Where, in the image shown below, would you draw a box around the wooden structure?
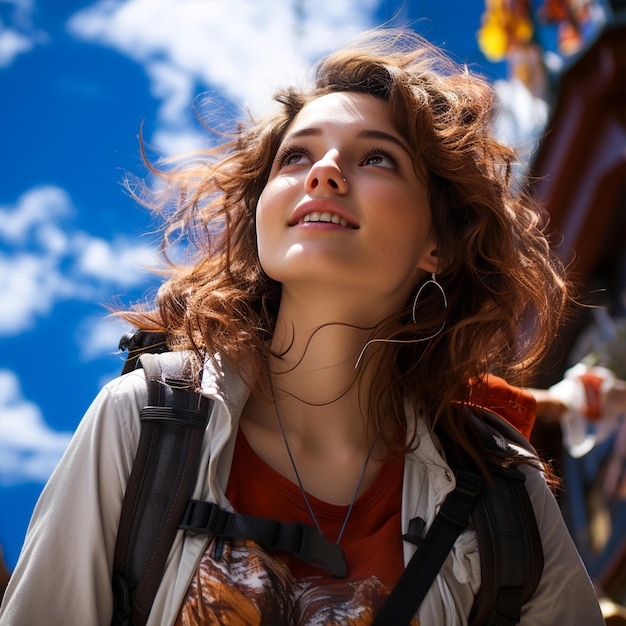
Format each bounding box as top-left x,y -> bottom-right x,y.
531,19 -> 626,387
529,16 -> 626,605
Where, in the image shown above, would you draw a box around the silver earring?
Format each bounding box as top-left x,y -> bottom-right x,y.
412,272 -> 448,323
355,273 -> 448,369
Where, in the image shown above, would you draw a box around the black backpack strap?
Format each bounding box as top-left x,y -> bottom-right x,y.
179,500 -> 348,578
468,412 -> 544,626
111,352 -> 214,626
469,465 -> 543,626
373,468 -> 482,625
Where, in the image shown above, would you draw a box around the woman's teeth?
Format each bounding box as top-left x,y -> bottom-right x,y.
301,211 -> 349,227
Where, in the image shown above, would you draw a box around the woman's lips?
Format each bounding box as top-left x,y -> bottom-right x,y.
289,201 -> 359,229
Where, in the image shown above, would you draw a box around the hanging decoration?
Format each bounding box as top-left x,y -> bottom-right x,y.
478,0 -> 605,63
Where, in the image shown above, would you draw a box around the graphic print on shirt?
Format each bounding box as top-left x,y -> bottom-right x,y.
175,536 -> 421,625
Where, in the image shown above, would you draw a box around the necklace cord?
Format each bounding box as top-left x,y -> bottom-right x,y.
269,375 -> 377,545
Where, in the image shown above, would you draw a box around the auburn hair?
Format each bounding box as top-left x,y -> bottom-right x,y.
118,29 -> 569,470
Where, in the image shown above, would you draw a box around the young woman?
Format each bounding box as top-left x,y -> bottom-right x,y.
0,30 -> 604,625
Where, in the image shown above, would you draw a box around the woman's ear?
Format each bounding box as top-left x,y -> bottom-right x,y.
418,248 -> 440,274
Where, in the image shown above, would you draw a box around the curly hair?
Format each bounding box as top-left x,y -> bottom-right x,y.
119,29 -> 569,468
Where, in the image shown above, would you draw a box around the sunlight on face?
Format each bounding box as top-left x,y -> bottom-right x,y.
256,92 -> 437,322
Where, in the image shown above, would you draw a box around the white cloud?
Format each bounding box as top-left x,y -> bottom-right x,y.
150,126 -> 210,158
0,369 -> 72,486
0,1 -> 48,68
0,185 -> 73,244
146,58 -> 195,124
0,252 -> 71,334
76,314 -> 135,361
0,186 -> 159,336
74,233 -> 158,286
0,24 -> 33,66
67,0 -> 381,154
34,221 -> 72,256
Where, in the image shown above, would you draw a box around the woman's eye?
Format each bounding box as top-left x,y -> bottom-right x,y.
276,145 -> 311,168
285,153 -> 307,166
361,148 -> 399,169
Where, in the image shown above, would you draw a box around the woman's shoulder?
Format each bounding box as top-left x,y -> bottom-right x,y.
73,369 -> 149,453
98,368 -> 149,416
104,367 -> 148,392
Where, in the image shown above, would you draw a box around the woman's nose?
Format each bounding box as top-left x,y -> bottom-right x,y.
305,149 -> 349,194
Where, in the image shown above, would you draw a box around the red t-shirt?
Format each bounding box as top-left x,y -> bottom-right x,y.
227,428 -> 406,586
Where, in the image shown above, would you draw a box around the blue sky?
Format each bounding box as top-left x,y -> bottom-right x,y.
0,0 -> 527,570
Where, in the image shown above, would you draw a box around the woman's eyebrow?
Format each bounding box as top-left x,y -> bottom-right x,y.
283,127 -> 410,155
356,129 -> 411,154
282,127 -> 321,142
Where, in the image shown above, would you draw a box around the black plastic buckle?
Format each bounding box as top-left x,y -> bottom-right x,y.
180,500 -> 230,536
402,516 -> 426,546
296,525 -> 348,578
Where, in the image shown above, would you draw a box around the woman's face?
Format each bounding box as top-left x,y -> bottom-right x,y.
256,91 -> 438,320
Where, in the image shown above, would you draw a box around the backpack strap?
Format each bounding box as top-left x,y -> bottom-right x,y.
179,500 -> 348,577
372,467 -> 482,625
111,351 -> 213,626
468,411 -> 544,626
373,409 -> 544,626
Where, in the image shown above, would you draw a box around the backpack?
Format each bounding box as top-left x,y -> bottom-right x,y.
111,330 -> 544,626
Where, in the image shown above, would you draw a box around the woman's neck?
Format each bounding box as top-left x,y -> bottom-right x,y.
238,296 -> 392,504
263,295 -> 387,445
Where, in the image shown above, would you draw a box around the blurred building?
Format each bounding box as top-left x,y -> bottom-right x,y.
526,2 -> 626,608
532,14 -> 626,387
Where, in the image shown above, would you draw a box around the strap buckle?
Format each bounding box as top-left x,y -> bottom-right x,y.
295,524 -> 348,578
180,500 -> 229,535
179,500 -> 348,578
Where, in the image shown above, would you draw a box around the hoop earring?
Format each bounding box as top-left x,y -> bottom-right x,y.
354,273 -> 448,370
412,272 -> 448,323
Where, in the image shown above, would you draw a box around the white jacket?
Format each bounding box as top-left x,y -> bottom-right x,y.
0,359 -> 604,625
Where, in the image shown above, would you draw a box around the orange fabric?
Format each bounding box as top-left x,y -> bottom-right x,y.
468,374 -> 537,439
226,428 -> 406,587
578,373 -> 604,421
